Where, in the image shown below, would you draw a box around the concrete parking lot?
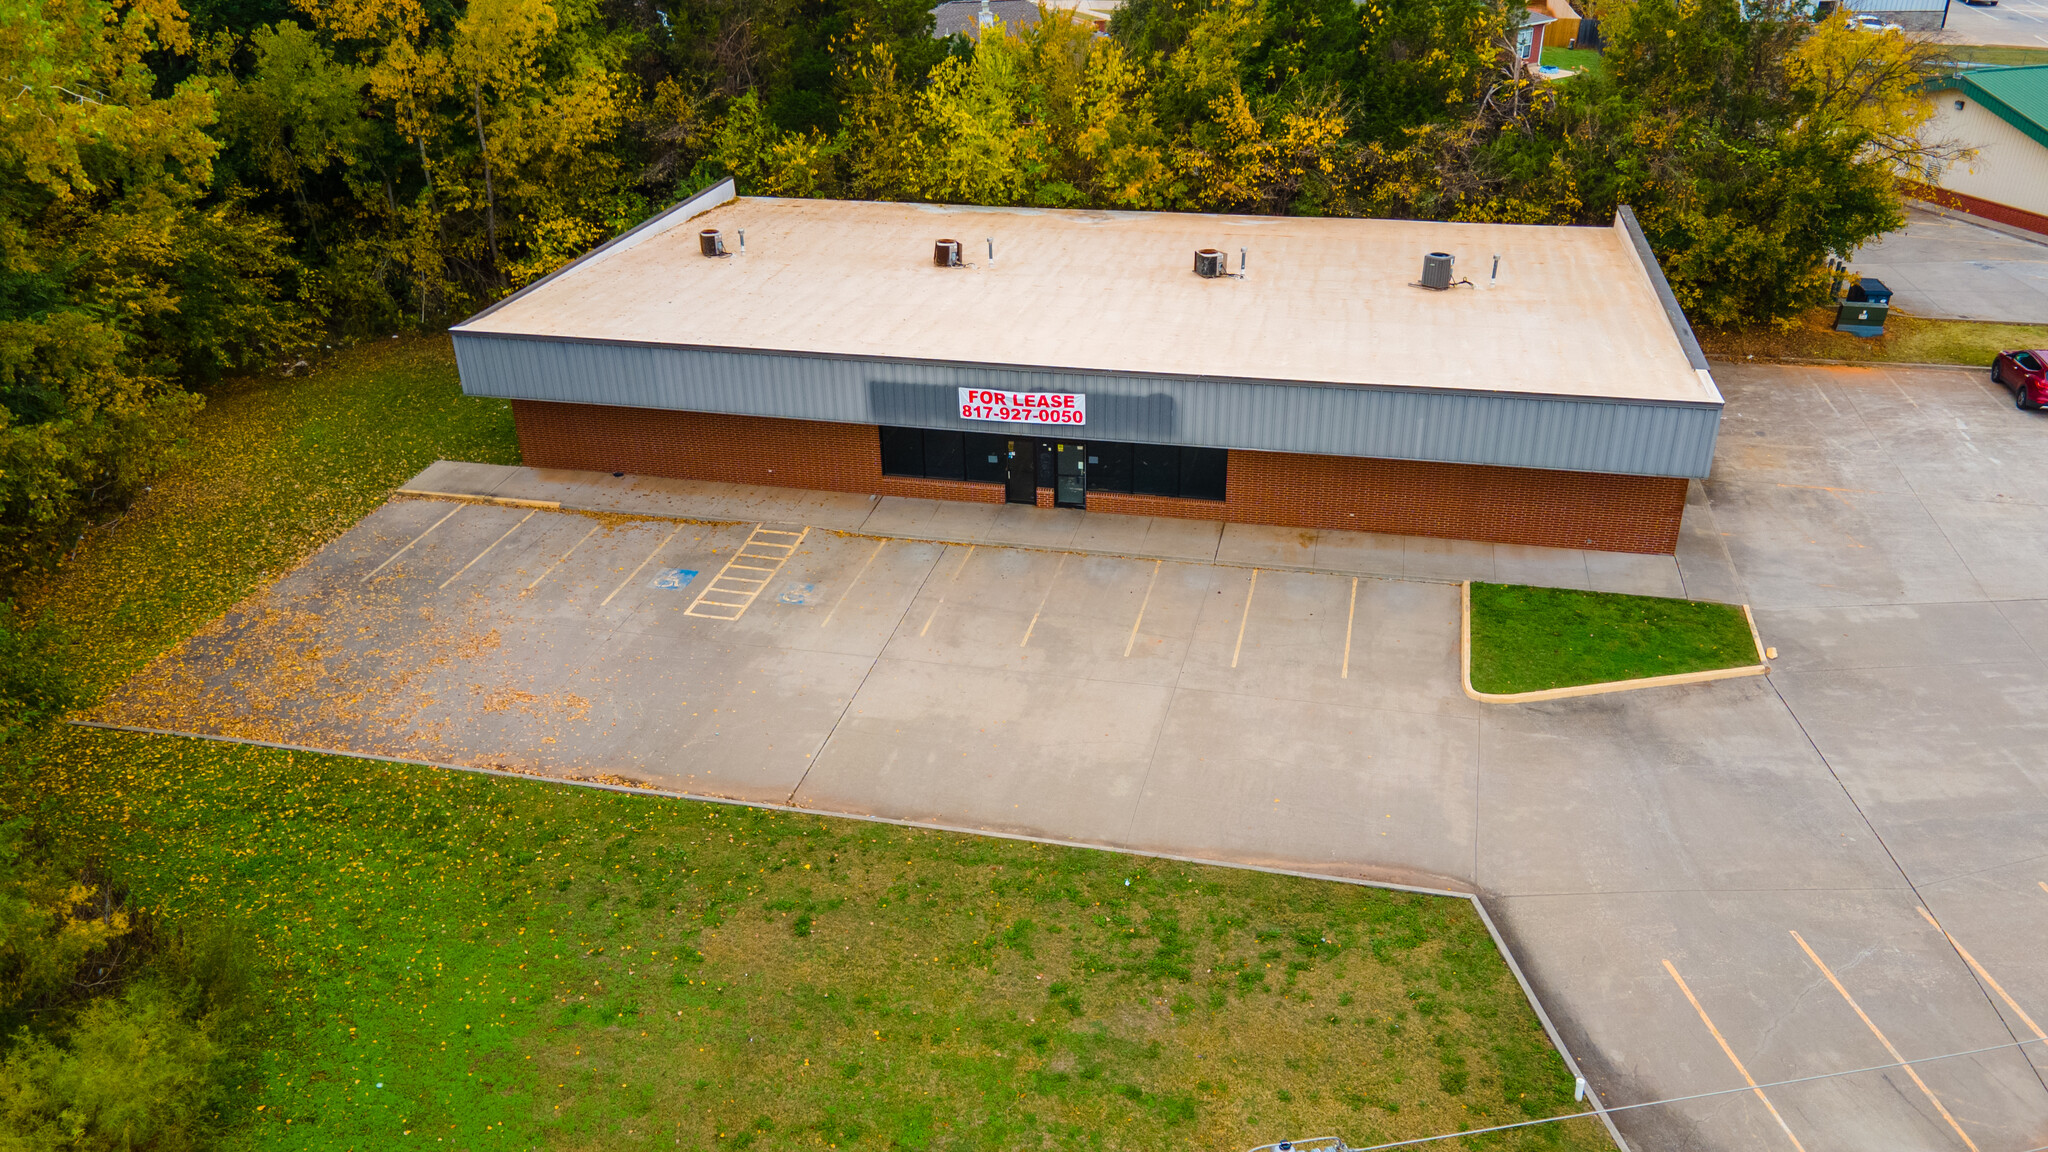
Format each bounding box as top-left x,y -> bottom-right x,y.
93,361 -> 2048,1151
1850,204 -> 2048,324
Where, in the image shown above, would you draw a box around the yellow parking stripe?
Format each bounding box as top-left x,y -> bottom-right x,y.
1790,931 -> 1979,1151
1917,907 -> 2046,1041
1663,959 -> 1808,1151
525,523 -> 601,591
363,504 -> 463,581
815,538 -> 881,628
1231,569 -> 1260,669
440,511 -> 535,589
602,525 -> 685,607
690,524 -> 810,621
1124,560 -> 1160,658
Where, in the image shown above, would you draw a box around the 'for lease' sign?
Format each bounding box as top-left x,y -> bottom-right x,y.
957,388 -> 1086,426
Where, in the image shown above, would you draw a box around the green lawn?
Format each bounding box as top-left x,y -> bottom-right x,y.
1539,47 -> 1604,77
1697,311 -> 2048,368
7,340 -> 1610,1151
1939,45 -> 2048,68
1468,582 -> 1760,695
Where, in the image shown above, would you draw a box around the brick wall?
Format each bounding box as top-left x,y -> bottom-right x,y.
511,400 -> 1689,554
512,400 -> 1006,505
1905,182 -> 2048,238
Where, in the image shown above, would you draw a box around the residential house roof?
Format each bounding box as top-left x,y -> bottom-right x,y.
932,0 -> 1042,39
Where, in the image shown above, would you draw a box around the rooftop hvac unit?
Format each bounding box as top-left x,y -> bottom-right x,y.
699,229 -> 728,258
1419,251 -> 1454,290
1194,249 -> 1227,278
935,239 -> 962,267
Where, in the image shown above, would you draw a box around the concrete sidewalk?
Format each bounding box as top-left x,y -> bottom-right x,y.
402,459 -> 1695,598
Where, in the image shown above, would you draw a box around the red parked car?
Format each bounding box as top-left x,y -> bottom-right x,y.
1994,349 -> 2048,410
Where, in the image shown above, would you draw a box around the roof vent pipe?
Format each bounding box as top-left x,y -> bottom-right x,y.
935,239 -> 962,267
1194,249 -> 1227,278
699,229 -> 729,258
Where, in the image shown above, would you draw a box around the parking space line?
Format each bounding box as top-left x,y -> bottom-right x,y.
526,523 -> 602,591
362,504 -> 463,581
690,524 -> 809,620
819,539 -> 884,628
1019,555 -> 1067,647
602,525 -> 685,607
1663,959 -> 1808,1151
1124,560 -> 1160,658
1917,907 -> 2046,1041
950,544 -> 976,581
1342,576 -> 1358,678
920,598 -> 943,636
1790,931 -> 1981,1151
1231,569 -> 1260,669
439,510 -> 535,589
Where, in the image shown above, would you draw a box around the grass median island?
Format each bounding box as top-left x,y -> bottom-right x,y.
1469,582 -> 1759,695
6,340 -> 1609,1150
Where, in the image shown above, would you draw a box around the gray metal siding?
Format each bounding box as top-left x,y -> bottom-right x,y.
453,333 -> 1721,478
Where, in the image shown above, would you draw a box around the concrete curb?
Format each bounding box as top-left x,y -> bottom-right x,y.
390,487 -> 1471,589
1708,357 -> 1993,371
65,716 -> 1630,1151
395,488 -> 562,510
1460,581 -> 1770,703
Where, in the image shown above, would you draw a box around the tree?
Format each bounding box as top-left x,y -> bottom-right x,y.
0,0 -> 301,582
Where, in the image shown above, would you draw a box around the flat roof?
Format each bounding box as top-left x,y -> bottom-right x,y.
456,195 -> 1719,406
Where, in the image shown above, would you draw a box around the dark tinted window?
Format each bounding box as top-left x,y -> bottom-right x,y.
964,433 -> 1007,482
1134,444 -> 1180,497
922,430 -> 966,480
1089,442 -> 1133,493
2020,353 -> 2043,372
1180,447 -> 1227,501
1037,440 -> 1057,488
880,427 -> 923,476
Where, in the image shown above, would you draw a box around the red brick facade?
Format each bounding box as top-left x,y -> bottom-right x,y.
1905,183 -> 2048,238
511,400 -> 1689,554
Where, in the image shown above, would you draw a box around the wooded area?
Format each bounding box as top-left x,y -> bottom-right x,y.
0,0 -> 1944,581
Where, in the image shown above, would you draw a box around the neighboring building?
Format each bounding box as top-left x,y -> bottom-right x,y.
1916,65 -> 2048,236
451,181 -> 1723,555
932,0 -> 1042,39
1536,0 -> 1582,49
1836,0 -> 1948,30
1515,6 -> 1554,67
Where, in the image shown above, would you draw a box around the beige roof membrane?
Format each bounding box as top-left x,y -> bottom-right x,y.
458,195 -> 1718,406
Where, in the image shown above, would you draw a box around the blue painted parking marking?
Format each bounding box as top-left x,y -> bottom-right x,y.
649,568 -> 699,590
779,582 -> 821,606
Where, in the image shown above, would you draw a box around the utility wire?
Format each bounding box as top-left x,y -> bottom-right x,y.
1337,1034 -> 2047,1151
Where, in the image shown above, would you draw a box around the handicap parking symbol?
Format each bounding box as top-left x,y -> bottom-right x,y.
649,568 -> 698,590
779,582 -> 821,605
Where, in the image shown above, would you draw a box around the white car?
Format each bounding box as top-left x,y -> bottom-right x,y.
1845,13 -> 1904,30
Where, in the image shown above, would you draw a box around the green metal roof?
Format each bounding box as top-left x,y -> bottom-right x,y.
1957,65 -> 2048,153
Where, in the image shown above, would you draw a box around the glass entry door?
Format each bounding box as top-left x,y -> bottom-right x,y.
1054,443 -> 1087,508
1004,439 -> 1036,504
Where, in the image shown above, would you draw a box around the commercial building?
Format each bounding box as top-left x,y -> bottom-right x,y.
1914,65 -> 2048,236
451,180 -> 1721,554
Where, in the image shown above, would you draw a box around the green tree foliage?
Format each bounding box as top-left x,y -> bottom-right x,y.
0,821 -> 254,1151
0,606 -> 79,747
0,0 -> 302,582
1367,0 -> 1949,323
0,0 -> 1952,588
